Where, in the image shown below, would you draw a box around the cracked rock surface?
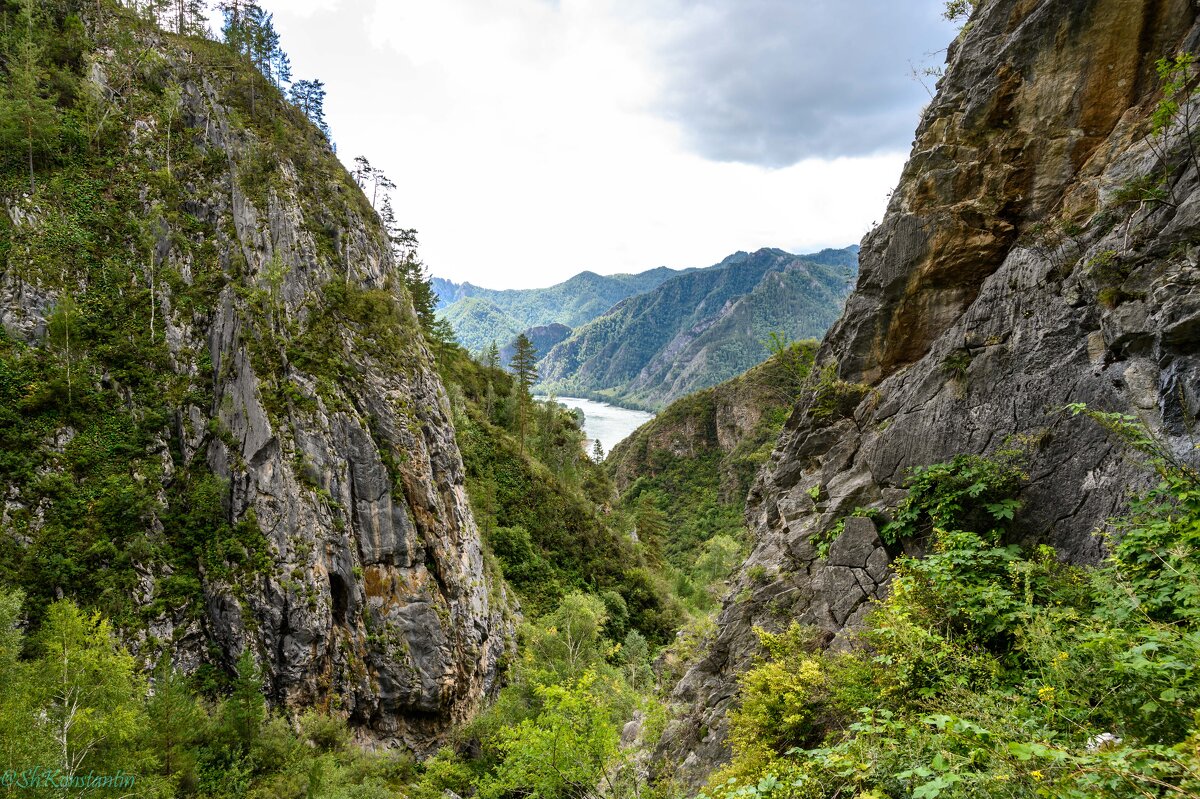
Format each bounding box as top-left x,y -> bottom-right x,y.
1,33 -> 512,751
656,0 -> 1200,785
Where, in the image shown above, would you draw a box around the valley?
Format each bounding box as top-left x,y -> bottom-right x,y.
539,396 -> 655,457
1,1 -> 1200,799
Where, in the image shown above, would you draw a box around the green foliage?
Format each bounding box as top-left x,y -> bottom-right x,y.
0,591 -> 418,799
479,671 -> 622,799
438,343 -> 682,641
509,332 -> 538,392
439,297 -> 523,357
940,348 -> 972,380
704,416 -> 1200,799
1152,53 -> 1197,136
1085,249 -> 1142,308
809,362 -> 870,422
456,591 -> 660,799
942,0 -> 978,22
610,345 -> 815,613
0,0 -> 64,192
881,452 -> 1026,544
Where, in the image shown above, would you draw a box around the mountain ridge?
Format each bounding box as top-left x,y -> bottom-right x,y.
537,246 -> 858,409
433,265 -> 687,353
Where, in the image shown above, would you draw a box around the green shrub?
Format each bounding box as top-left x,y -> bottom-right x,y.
882,452 -> 1026,544
705,417 -> 1200,799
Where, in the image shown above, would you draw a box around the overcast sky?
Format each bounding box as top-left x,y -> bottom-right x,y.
232,1 -> 956,288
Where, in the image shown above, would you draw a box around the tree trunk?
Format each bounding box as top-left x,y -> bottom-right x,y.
26,117 -> 34,194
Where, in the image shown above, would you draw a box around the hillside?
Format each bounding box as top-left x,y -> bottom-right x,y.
607,342 -> 817,598
434,266 -> 685,353
439,296 -> 524,355
537,247 -> 857,409
10,2 -> 1200,798
497,323 -> 571,368
0,1 -> 508,751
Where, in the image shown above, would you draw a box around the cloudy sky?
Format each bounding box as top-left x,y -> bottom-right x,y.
235,1 -> 956,288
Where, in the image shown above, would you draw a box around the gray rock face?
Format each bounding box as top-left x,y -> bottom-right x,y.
193,92 -> 511,748
657,0 -> 1200,785
1,35 -> 512,750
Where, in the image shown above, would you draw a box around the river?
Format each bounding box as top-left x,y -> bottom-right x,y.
542,396 -> 655,457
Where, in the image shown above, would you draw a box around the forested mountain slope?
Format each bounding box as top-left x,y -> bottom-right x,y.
0,0 -> 508,750
433,266 -> 685,354
657,0 -> 1200,788
537,247 -> 857,409
607,342 -> 818,607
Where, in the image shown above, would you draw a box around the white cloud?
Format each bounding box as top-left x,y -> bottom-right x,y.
255,0 -> 948,288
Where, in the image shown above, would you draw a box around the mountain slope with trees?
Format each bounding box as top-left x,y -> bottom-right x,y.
0,0 -> 506,756
656,1 -> 1200,794
433,266 -> 686,354
537,247 -> 857,409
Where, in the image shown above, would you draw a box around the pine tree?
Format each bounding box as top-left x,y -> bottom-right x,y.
484,341 -> 501,371
510,334 -> 538,454
219,0 -> 248,53
377,193 -> 445,343
288,79 -> 329,138
221,649 -> 266,754
351,154 -> 372,189
510,333 -> 538,394
592,439 -> 605,462
177,0 -> 208,35
145,656 -> 203,781
1,0 -> 59,193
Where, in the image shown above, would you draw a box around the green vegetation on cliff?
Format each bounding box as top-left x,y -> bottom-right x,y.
608,340 -> 818,609
436,341 -> 684,640
701,411 -> 1200,799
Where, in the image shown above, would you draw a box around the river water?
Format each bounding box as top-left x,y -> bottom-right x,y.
543,396 -> 655,457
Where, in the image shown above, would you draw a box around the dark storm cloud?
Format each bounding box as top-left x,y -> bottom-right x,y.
646,0 -> 957,167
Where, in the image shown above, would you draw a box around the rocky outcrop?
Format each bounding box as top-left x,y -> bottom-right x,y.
609,348 -> 811,504
0,25 -> 511,749
658,0 -> 1200,784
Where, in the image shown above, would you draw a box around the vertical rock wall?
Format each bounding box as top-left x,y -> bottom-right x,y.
1,28 -> 513,750
658,0 -> 1200,784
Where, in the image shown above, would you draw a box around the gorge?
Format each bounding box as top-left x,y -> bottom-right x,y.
2,0 -> 1200,798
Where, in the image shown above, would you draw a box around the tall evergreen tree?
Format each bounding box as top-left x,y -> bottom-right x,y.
221,649 -> 266,754
218,0 -> 248,53
510,334 -> 538,454
175,0 -> 208,35
510,333 -> 538,394
1,0 -> 59,193
378,192 -> 445,342
288,79 -> 329,137
221,1 -> 289,110
484,341 -> 501,371
351,154 -> 372,188
145,656 -> 204,782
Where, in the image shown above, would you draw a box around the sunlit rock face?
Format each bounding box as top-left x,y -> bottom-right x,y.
656,0 -> 1200,785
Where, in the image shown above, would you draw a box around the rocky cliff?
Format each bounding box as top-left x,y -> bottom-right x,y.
0,12 -> 509,749
658,0 -> 1200,783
